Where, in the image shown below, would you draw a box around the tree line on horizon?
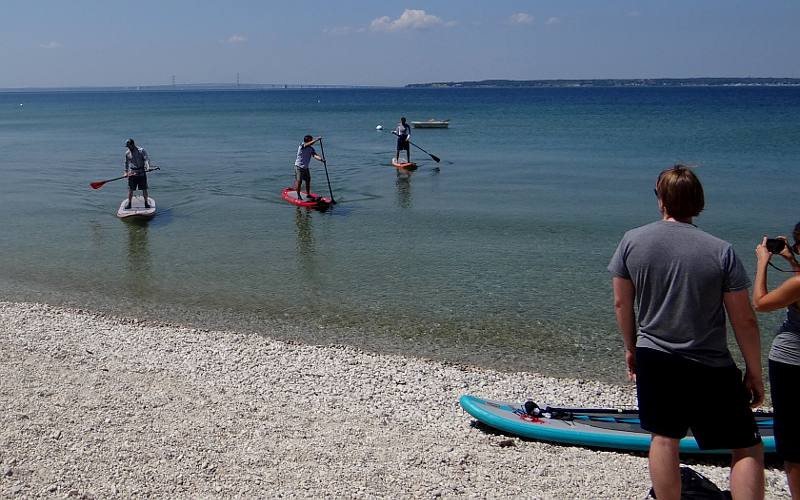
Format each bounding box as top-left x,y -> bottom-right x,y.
406,77 -> 800,88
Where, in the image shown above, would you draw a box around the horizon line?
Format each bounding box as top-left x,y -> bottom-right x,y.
2,76 -> 800,92
0,83 -> 393,92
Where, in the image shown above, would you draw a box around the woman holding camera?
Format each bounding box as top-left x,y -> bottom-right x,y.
754,230 -> 800,499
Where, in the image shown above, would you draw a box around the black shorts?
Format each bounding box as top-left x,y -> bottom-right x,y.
769,359 -> 800,462
396,136 -> 410,151
127,174 -> 148,191
635,347 -> 761,450
295,166 -> 310,183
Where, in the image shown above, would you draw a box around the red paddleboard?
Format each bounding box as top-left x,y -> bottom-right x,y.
391,158 -> 417,171
281,188 -> 332,209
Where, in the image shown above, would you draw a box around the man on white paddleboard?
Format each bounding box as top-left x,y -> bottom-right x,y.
124,138 -> 151,209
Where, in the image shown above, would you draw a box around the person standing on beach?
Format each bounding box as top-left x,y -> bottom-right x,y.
124,138 -> 150,209
609,165 -> 765,500
394,117 -> 411,163
753,227 -> 800,499
294,135 -> 324,201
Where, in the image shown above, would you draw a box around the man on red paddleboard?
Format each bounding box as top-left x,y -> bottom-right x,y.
294,135 -> 325,201
394,117 -> 411,164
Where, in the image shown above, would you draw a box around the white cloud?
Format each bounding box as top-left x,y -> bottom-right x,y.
545,17 -> 560,25
39,41 -> 61,49
226,34 -> 246,44
369,9 -> 450,32
509,13 -> 534,25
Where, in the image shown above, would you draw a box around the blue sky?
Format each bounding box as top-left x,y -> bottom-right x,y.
1,0 -> 798,88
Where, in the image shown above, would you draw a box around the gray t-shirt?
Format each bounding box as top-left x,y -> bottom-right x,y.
769,304 -> 800,366
124,147 -> 149,174
608,220 -> 751,367
295,144 -> 316,169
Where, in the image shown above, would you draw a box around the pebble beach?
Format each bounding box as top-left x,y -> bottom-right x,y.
0,301 -> 792,498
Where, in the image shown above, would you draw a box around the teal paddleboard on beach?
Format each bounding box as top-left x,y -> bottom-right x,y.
460,395 -> 776,454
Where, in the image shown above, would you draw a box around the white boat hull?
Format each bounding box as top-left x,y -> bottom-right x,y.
412,120 -> 449,128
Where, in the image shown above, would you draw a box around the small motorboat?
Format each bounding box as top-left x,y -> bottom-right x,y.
411,119 -> 449,129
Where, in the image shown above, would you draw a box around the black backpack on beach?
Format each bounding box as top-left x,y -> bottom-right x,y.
647,466 -> 732,499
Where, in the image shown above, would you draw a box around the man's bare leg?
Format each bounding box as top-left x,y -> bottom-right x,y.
649,434 -> 681,500
730,444 -> 764,500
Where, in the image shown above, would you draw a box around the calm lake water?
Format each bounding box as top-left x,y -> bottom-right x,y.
1,86 -> 799,383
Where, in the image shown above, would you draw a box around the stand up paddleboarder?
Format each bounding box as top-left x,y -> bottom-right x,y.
395,117 -> 411,164
124,138 -> 151,209
294,135 -> 324,201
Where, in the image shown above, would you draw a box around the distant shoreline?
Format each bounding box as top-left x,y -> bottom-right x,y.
2,77 -> 800,93
406,77 -> 800,88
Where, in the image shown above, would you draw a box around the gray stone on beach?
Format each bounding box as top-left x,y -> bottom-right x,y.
0,301 -> 791,498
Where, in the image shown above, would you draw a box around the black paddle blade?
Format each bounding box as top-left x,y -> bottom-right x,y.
430,154 -> 441,163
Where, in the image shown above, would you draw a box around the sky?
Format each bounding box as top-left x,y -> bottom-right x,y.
1,0 -> 799,88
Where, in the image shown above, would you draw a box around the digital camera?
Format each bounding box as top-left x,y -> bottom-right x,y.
766,238 -> 787,254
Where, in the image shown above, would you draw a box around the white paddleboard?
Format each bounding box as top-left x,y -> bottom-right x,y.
117,196 -> 156,219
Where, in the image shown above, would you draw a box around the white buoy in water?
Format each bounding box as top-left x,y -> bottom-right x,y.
19,103 -> 23,107
376,125 -> 383,130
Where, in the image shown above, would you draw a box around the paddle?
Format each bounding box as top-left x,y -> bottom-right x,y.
317,139 -> 336,204
392,131 -> 440,163
524,401 -> 773,423
525,401 -> 630,418
90,166 -> 160,190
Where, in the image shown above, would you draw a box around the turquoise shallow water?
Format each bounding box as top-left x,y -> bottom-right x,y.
1,87 -> 799,382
